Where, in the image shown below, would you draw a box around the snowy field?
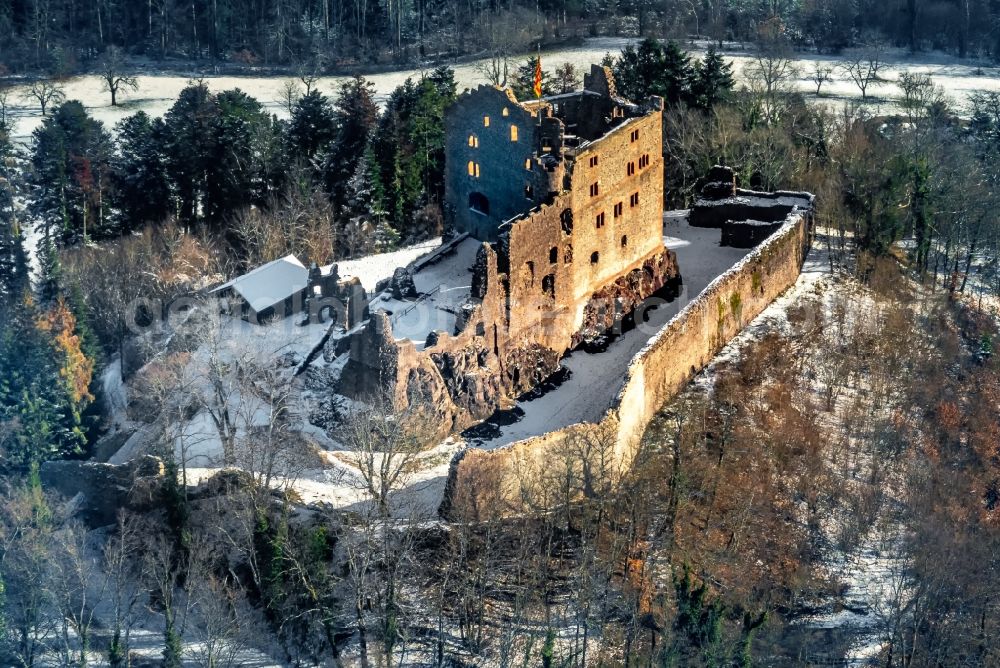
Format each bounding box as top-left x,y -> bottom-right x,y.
5,38 -> 1000,144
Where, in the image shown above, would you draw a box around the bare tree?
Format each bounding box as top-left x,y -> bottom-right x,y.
298,71 -> 320,96
22,79 -> 65,115
142,532 -> 194,668
103,513 -> 147,668
186,553 -> 264,668
99,46 -> 140,106
897,71 -> 943,120
474,16 -> 518,87
743,31 -> 799,124
840,37 -> 891,101
233,186 -> 338,267
278,79 -> 302,114
476,49 -> 510,87
49,521 -> 108,667
340,394 -> 427,519
810,63 -> 833,96
339,394 -> 430,664
0,477 -> 59,667
0,84 -> 11,125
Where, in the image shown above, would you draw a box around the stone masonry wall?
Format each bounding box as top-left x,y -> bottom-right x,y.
444,86 -> 544,242
440,213 -> 811,518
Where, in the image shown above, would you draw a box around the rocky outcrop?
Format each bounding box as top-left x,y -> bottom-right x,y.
390,267 -> 418,300
40,455 -> 165,527
502,344 -> 562,397
430,342 -> 503,419
575,250 -> 682,346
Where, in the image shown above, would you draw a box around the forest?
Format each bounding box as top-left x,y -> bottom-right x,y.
1,11 -> 1000,667
2,0 -> 1000,74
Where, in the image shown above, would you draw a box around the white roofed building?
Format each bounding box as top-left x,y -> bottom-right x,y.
210,254 -> 310,323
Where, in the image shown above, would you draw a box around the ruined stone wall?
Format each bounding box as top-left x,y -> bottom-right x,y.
441,213 -> 811,517
503,108 -> 667,351
444,87 -> 542,241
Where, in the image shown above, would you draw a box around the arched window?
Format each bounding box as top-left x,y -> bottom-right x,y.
590,251 -> 599,265
502,107 -> 510,117
549,246 -> 558,264
510,125 -> 518,142
467,161 -> 480,177
468,134 -> 479,148
469,192 -> 489,214
524,158 -> 532,170
621,235 -> 628,248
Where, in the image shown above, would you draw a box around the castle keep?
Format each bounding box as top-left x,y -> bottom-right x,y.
337,65 -> 682,436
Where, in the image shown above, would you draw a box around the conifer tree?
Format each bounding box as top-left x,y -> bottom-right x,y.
0,302 -> 90,467
661,40 -> 695,105
206,88 -> 285,222
613,38 -> 693,105
162,82 -> 219,226
692,48 -> 735,110
324,76 -> 379,208
29,101 -> 114,244
287,89 -> 337,165
36,234 -> 61,305
429,66 -> 458,103
112,111 -> 171,233
512,57 -> 553,99
0,121 -> 28,307
343,144 -> 394,255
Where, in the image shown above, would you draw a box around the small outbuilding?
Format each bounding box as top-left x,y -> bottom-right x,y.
211,255 -> 310,323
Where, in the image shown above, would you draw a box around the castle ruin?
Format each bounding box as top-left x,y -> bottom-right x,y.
337,66 -> 682,436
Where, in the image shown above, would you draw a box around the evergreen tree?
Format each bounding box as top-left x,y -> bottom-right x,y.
29,101 -> 114,244
162,82 -> 219,225
0,299 -> 90,468
429,66 -> 458,103
342,143 -> 393,255
0,121 -> 29,307
323,76 -> 379,208
287,89 -> 337,166
511,57 -> 553,99
0,219 -> 30,310
36,234 -> 62,305
206,88 -> 285,222
372,76 -> 451,239
691,48 -> 735,110
613,38 -> 693,105
112,111 -> 171,232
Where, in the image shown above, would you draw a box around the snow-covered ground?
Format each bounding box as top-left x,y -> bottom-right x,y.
674,234 -> 920,666
370,235 -> 479,349
108,235 -> 460,521
5,38 -> 1000,144
324,236 -> 441,292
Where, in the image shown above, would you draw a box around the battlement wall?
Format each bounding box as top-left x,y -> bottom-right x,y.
440,211 -> 812,519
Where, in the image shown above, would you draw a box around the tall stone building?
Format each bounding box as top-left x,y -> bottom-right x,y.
338,66 -> 681,438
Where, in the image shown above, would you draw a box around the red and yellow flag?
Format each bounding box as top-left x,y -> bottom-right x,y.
533,56 -> 543,99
